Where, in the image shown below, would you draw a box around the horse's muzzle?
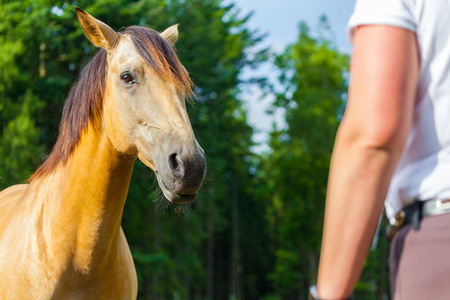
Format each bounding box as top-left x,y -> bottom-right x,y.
156,148 -> 206,203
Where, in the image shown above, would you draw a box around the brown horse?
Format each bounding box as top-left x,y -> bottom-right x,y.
0,8 -> 206,299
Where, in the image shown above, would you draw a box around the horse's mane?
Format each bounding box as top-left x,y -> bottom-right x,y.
30,26 -> 193,181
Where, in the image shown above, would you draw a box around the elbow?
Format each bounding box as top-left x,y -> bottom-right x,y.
361,130 -> 405,154
337,120 -> 408,158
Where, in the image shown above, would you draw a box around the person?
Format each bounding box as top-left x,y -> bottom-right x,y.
312,0 -> 450,299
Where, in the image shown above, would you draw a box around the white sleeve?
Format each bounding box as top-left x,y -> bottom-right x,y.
347,0 -> 417,42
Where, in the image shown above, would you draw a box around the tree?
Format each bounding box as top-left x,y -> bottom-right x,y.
260,18 -> 349,298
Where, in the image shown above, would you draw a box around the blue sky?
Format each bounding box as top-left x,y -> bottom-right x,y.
234,0 -> 356,53
229,0 -> 357,151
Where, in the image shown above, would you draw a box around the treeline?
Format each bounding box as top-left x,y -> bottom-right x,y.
0,1 -> 389,299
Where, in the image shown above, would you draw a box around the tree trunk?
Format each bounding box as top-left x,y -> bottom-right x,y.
152,216 -> 161,299
230,176 -> 240,299
207,198 -> 215,300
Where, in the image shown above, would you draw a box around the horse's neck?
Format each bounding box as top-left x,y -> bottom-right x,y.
33,122 -> 135,274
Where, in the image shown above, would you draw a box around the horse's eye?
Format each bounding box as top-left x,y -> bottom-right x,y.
121,73 -> 134,83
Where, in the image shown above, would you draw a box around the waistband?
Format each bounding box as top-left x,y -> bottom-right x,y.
394,198 -> 450,230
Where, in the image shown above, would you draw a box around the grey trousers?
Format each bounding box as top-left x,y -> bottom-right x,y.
390,213 -> 450,300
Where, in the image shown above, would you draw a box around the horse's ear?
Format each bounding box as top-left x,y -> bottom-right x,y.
160,24 -> 179,45
75,7 -> 119,50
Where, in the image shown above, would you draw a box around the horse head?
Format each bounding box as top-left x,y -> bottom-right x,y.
76,8 -> 206,203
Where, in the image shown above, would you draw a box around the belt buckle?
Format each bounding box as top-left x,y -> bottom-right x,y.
390,210 -> 406,242
394,210 -> 406,229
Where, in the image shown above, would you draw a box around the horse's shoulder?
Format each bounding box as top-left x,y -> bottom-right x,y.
0,184 -> 28,205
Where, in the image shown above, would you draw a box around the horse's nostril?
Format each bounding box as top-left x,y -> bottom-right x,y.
168,153 -> 178,169
168,153 -> 183,178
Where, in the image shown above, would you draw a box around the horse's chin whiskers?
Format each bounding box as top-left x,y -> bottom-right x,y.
153,190 -> 192,217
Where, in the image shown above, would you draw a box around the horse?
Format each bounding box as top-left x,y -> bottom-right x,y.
0,8 -> 206,299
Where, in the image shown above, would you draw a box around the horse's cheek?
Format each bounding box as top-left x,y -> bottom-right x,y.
103,97 -> 136,155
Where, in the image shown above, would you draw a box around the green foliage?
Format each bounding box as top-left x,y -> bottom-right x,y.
260,18 -> 349,298
0,89 -> 44,185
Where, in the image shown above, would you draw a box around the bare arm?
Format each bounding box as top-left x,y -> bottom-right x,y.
317,25 -> 419,298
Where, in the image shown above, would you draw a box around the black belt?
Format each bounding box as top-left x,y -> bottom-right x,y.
393,198 -> 450,231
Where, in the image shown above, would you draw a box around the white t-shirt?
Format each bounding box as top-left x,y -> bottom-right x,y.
348,0 -> 450,224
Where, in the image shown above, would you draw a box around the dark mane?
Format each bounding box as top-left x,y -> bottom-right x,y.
30,26 -> 193,181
